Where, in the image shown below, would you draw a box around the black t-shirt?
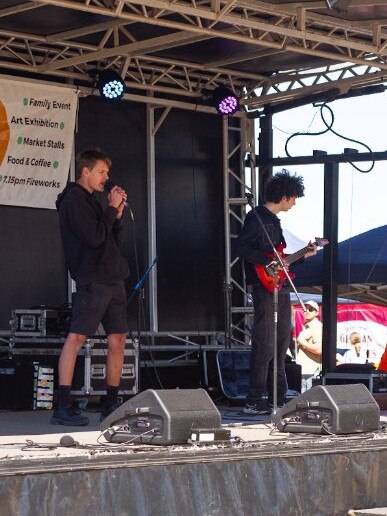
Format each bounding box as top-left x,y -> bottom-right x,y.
234,205 -> 286,288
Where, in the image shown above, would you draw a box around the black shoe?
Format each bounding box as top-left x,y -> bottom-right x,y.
243,403 -> 271,415
99,401 -> 122,423
51,406 -> 89,426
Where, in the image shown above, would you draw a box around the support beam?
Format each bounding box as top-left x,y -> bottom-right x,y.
322,162 -> 339,375
38,31 -> 213,71
0,2 -> 43,18
147,101 -> 158,332
258,110 -> 273,205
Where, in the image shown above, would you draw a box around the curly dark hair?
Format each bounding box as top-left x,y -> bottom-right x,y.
75,149 -> 112,180
265,169 -> 305,203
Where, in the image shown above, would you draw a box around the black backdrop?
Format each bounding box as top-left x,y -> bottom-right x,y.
0,205 -> 68,328
155,108 -> 224,331
0,95 -> 225,332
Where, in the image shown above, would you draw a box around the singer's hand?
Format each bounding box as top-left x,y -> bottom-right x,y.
108,185 -> 127,210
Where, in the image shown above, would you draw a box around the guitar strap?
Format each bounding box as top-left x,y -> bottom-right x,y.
250,205 -> 287,266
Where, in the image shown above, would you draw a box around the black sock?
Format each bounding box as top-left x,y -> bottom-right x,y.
57,385 -> 72,409
105,386 -> 119,407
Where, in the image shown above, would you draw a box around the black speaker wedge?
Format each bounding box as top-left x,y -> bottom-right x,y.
100,388 -> 221,444
272,383 -> 380,435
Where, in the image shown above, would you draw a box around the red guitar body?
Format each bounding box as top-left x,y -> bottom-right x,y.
254,244 -> 295,293
253,237 -> 329,293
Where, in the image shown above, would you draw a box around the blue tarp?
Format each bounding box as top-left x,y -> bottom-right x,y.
294,225 -> 387,287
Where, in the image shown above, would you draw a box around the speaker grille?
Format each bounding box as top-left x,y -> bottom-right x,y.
324,384 -> 374,406
101,388 -> 221,444
273,383 -> 380,434
154,389 -> 218,412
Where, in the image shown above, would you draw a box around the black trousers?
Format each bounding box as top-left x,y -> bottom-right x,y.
247,289 -> 291,405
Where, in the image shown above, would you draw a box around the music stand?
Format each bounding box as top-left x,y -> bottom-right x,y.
127,257 -> 158,339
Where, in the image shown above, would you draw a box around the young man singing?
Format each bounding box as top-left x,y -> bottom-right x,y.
53,149 -> 129,426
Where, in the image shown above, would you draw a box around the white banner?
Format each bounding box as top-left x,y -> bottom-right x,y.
0,78 -> 78,209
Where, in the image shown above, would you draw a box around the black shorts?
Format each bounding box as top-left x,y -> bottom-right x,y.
70,282 -> 127,336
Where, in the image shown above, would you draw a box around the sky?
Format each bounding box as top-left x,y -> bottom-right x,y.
264,91 -> 387,244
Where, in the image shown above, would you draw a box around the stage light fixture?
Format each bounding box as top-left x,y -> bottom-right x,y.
212,86 -> 240,116
97,69 -> 125,101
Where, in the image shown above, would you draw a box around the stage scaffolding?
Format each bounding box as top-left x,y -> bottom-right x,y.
142,103 -> 257,353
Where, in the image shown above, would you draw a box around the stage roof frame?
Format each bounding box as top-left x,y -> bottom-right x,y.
0,0 -> 386,111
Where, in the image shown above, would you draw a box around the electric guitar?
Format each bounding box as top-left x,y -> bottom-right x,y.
254,237 -> 329,293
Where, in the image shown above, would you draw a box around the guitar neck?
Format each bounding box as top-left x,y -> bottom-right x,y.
285,244 -> 312,265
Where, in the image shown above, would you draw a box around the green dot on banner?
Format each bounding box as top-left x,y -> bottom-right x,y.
17,136 -> 23,144
0,175 -> 3,182
60,122 -> 65,130
53,161 -> 59,169
23,98 -> 29,106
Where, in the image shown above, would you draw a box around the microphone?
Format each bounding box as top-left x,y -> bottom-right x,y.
59,435 -> 79,447
104,180 -> 128,207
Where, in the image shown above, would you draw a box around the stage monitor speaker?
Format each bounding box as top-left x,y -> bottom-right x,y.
100,388 -> 221,444
272,383 -> 380,435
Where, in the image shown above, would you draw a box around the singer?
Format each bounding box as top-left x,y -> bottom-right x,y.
53,149 -> 129,426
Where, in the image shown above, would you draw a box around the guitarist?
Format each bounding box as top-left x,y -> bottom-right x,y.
235,169 -> 317,415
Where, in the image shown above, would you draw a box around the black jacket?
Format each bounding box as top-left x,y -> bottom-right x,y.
56,183 -> 129,286
234,205 -> 287,288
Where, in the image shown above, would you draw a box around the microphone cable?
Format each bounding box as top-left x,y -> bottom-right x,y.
126,201 -> 163,390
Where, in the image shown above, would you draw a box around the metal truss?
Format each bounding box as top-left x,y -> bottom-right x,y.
1,0 -> 387,104
223,115 -> 256,347
243,63 -> 387,111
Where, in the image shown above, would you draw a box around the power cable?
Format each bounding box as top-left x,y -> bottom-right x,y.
317,103 -> 374,173
285,102 -> 375,173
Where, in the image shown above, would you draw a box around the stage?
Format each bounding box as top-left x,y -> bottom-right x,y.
1,406 -> 387,516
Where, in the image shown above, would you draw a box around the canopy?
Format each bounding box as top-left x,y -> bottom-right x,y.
293,226 -> 387,305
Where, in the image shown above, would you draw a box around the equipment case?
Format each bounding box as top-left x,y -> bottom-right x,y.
8,337 -> 139,398
216,349 -> 302,399
10,308 -> 71,337
72,339 -> 139,396
323,371 -> 387,394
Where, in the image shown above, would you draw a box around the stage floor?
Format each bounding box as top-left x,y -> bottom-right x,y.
1,405 -> 387,515
1,405 -> 387,462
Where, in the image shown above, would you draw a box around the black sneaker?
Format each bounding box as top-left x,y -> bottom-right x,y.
51,406 -> 89,426
99,401 -> 122,423
243,403 -> 271,415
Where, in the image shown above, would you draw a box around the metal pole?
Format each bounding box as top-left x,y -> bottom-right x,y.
322,162 -> 339,374
258,110 -> 273,204
146,102 -> 158,332
223,117 -> 233,348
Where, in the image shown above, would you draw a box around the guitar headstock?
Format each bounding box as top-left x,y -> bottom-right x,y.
314,237 -> 329,247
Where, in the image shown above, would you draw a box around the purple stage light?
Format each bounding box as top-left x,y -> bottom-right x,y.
212,86 -> 240,116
